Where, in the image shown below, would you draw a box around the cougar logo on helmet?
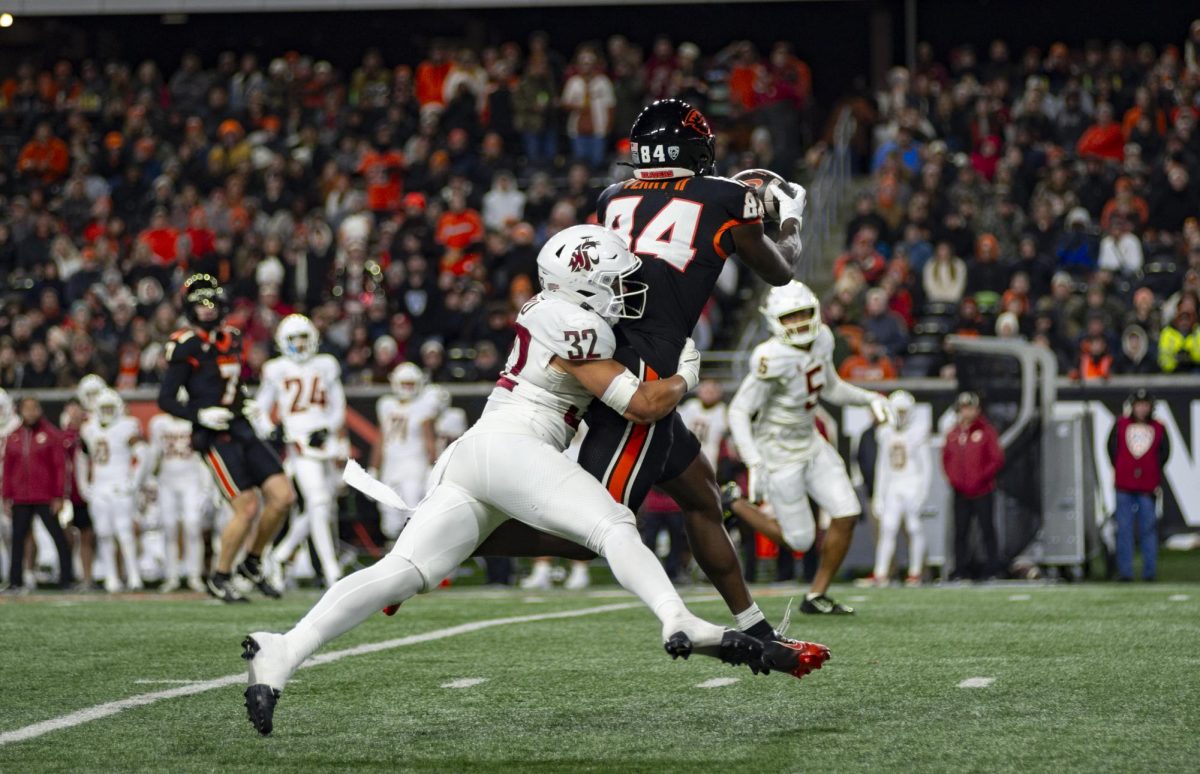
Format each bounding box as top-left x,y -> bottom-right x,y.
567,239 -> 599,273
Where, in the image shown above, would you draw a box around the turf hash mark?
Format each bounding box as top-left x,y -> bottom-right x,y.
957,677 -> 995,688
696,677 -> 740,688
441,678 -> 489,689
0,601 -> 640,747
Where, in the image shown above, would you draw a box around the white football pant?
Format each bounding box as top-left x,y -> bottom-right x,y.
158,477 -> 207,581
280,431 -> 716,668
379,462 -> 430,538
873,488 -> 926,579
90,490 -> 142,587
273,456 -> 341,586
764,437 -> 861,551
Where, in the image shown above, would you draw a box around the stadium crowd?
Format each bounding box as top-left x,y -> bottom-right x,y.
826,21 -> 1200,381
0,35 -> 813,390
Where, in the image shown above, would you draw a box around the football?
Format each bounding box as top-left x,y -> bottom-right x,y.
731,168 -> 794,223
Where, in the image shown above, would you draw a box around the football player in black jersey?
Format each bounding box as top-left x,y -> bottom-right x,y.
158,274 -> 296,602
478,100 -> 829,679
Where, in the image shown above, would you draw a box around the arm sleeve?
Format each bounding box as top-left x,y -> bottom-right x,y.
872,429 -> 889,502
822,361 -> 880,407
254,365 -> 280,434
158,340 -> 197,422
325,359 -> 347,433
727,373 -> 774,467
1107,425 -> 1118,465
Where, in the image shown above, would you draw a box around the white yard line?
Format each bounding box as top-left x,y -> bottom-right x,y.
0,601 -> 640,747
957,677 -> 995,688
1168,594 -> 1190,602
441,678 -> 488,689
1008,594 -> 1031,601
132,680 -> 206,685
695,677 -> 739,688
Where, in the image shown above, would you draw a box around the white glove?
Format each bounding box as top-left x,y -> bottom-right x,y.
773,181 -> 807,229
747,462 -> 770,504
871,499 -> 884,518
241,398 -> 262,423
870,396 -> 897,427
676,338 -> 701,391
197,406 -> 234,431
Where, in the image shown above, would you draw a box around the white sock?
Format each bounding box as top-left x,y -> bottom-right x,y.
734,603 -> 765,632
598,523 -> 705,638
284,553 -> 424,666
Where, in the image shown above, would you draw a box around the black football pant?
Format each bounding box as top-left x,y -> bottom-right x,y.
9,503 -> 74,589
952,493 -> 999,579
638,509 -> 686,581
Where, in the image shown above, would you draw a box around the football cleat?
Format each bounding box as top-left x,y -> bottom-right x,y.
187,575 -> 207,593
159,577 -> 181,594
237,561 -> 282,599
207,574 -> 249,603
382,603 -> 402,616
905,574 -> 923,587
762,636 -> 831,679
719,481 -> 743,526
800,594 -> 855,615
665,628 -> 764,671
564,563 -> 590,590
244,683 -> 280,737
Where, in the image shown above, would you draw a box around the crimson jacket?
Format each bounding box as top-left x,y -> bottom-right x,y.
1107,416 -> 1169,494
2,418 -> 66,504
942,415 -> 1005,498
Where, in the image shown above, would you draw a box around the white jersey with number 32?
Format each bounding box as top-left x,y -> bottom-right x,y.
479,294 -> 616,451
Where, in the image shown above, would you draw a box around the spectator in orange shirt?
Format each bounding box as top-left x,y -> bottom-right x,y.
1077,334 -> 1114,382
416,42 -> 452,107
435,190 -> 484,276
1121,86 -> 1167,138
359,124 -> 406,215
834,226 -> 887,284
1076,103 -> 1125,162
838,335 -> 898,381
137,208 -> 180,265
17,121 -> 71,187
726,41 -> 761,114
1099,177 -> 1150,231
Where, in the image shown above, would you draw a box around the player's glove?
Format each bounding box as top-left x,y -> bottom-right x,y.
197,406 -> 234,431
242,398 -> 263,423
773,181 -> 807,230
747,462 -> 770,504
871,499 -> 884,518
870,396 -> 897,426
676,337 -> 702,391
308,429 -> 329,449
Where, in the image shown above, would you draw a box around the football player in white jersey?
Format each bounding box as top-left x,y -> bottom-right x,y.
146,413 -> 209,592
80,389 -> 148,592
869,390 -> 931,586
76,374 -> 108,413
242,226 -> 825,736
370,362 -> 439,539
679,379 -> 728,470
727,281 -> 895,615
0,388 -> 18,581
256,314 -> 348,588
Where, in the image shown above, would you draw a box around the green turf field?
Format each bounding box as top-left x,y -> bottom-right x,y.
1,582 -> 1197,773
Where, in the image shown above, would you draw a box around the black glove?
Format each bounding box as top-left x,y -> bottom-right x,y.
308,429 -> 329,449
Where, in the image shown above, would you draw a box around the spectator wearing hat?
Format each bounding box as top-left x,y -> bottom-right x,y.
1107,390 -> 1168,582
1055,207 -> 1098,274
942,392 -> 1005,580
1097,215 -> 1144,276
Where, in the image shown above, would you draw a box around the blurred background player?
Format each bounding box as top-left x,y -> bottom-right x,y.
2,397 -> 72,593
868,390 -> 931,587
146,412 -> 209,592
158,274 -> 296,602
258,314 -> 347,589
726,281 -> 895,614
679,380 -> 728,471
80,389 -> 146,592
60,399 -> 95,590
371,362 -> 439,540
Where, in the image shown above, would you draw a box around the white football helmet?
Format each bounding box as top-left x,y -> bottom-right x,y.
276,314 -> 319,361
389,362 -> 426,402
95,388 -> 124,427
889,389 -> 916,427
761,280 -> 819,347
537,225 -> 647,322
77,373 -> 108,412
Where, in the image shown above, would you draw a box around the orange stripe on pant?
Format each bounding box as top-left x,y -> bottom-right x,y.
207,450 -> 240,500
604,364 -> 658,503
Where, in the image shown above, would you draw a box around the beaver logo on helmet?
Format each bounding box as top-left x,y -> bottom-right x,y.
682,109 -> 711,137
567,239 -> 600,273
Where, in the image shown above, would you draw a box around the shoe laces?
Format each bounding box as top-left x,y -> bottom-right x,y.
776,597 -> 795,638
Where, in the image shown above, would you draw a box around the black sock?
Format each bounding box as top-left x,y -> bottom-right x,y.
214,570 -> 231,583
746,620 -> 775,640
244,554 -> 261,573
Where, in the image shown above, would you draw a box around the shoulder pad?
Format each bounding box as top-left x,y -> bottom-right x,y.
749,339 -> 794,380
316,353 -> 342,377
812,325 -> 835,359
707,175 -> 754,191
170,328 -> 195,343
525,299 -> 616,362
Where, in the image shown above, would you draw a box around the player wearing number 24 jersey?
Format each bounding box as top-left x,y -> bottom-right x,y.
158,274 -> 295,604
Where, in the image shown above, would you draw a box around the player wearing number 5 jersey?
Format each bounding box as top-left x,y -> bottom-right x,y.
158,274 -> 296,603
256,315 -> 348,588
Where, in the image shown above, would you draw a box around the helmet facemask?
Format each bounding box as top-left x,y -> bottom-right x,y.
591,259 -> 647,322
768,305 -> 819,347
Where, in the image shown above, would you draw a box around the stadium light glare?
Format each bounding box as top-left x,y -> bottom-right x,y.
0,13 -> 13,28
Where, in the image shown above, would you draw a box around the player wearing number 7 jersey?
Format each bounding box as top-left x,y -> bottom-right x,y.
158,274 -> 296,603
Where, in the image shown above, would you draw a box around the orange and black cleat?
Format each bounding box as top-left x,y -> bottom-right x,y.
762,636 -> 831,679
381,603 -> 401,616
